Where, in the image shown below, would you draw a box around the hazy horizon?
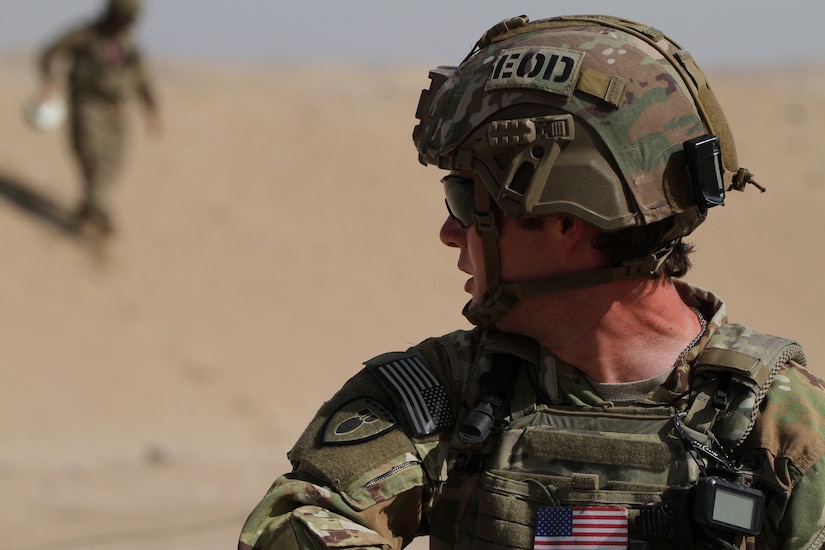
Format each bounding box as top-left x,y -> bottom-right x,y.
3,0 -> 825,70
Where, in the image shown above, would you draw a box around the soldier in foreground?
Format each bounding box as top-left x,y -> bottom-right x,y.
239,14 -> 825,549
37,0 -> 160,235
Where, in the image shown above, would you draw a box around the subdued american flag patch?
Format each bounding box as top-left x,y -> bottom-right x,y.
373,355 -> 452,437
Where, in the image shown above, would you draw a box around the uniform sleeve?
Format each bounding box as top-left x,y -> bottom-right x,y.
38,27 -> 84,82
131,49 -> 158,113
779,456 -> 825,549
743,360 -> 825,549
238,368 -> 429,549
776,360 -> 825,549
237,471 -> 422,550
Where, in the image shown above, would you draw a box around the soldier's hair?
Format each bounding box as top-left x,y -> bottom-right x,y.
514,215 -> 694,278
591,218 -> 694,278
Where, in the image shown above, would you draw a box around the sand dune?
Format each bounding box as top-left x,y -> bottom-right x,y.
1,54 -> 824,549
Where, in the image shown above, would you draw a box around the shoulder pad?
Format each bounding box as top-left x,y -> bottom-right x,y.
689,323 -> 806,447
366,351 -> 453,438
696,323 -> 804,377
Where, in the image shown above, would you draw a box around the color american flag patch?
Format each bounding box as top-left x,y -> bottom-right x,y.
534,506 -> 628,549
374,356 -> 451,437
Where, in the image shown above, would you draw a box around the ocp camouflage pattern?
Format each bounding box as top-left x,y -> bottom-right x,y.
238,283 -> 825,549
413,15 -> 735,228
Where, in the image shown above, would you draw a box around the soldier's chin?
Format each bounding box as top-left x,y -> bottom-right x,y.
463,276 -> 473,294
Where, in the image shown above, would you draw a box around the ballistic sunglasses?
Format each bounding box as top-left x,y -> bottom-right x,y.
441,174 -> 475,228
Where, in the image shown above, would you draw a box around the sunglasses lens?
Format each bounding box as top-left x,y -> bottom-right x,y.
442,175 -> 475,228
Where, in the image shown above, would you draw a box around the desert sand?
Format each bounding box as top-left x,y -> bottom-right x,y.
1,53 -> 824,549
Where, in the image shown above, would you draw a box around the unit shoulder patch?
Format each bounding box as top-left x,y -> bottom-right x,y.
322,397 -> 398,445
485,46 -> 584,99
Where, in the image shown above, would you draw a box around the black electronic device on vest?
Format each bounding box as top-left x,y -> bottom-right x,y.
694,476 -> 765,537
458,353 -> 520,444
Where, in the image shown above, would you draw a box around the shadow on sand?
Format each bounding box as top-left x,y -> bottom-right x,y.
0,172 -> 111,262
0,171 -> 78,236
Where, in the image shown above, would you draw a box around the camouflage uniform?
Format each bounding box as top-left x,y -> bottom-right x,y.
238,283 -> 825,549
239,14 -> 825,549
39,0 -> 157,231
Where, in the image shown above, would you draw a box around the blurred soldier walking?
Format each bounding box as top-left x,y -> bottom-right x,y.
37,0 -> 160,236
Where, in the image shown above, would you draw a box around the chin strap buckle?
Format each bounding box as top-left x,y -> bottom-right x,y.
621,240 -> 678,278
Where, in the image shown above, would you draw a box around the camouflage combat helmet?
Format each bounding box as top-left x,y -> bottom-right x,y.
413,14 -> 763,327
106,0 -> 141,20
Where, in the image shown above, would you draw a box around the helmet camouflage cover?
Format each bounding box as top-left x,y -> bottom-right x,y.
106,0 -> 141,19
413,14 -> 754,238
413,14 -> 762,327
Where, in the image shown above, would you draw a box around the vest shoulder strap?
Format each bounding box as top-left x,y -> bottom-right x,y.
686,323 -> 806,448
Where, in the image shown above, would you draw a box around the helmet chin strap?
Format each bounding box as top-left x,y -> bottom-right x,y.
463,185 -> 679,328
462,254 -> 676,327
